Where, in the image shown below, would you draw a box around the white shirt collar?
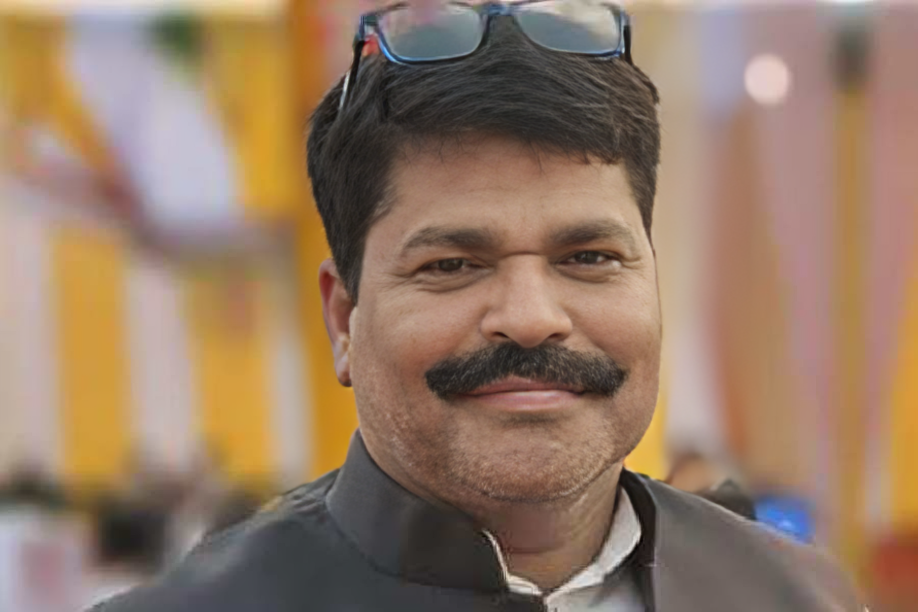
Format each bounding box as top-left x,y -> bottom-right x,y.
484,487 -> 642,597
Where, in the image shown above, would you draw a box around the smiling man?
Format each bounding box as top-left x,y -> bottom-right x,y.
94,3 -> 863,612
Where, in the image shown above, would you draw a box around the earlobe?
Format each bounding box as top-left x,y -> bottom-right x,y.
318,259 -> 355,388
335,351 -> 352,388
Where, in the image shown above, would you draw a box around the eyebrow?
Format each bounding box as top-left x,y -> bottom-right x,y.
400,219 -> 640,257
401,226 -> 499,254
550,220 -> 640,253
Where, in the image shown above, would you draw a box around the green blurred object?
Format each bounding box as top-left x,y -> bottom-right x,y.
150,12 -> 204,72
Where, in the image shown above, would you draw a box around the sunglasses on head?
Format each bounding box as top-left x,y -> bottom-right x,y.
339,1 -> 633,110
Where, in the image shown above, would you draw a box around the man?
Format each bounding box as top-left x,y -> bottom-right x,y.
94,2 -> 863,611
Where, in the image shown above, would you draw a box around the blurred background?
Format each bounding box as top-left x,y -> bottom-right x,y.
0,0 -> 915,609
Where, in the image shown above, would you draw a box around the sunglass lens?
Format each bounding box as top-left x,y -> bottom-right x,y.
380,3 -> 485,62
515,0 -> 622,55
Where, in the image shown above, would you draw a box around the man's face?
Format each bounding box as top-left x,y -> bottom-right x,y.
325,136 -> 661,506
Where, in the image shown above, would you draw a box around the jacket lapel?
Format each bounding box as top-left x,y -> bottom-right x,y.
641,476 -> 848,612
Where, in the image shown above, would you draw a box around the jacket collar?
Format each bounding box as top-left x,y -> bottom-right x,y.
325,432 -> 660,597
326,433 -> 507,592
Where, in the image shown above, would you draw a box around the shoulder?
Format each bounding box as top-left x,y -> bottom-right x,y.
90,473 -> 340,612
640,477 -> 864,610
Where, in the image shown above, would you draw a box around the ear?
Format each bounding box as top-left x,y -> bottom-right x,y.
319,259 -> 355,387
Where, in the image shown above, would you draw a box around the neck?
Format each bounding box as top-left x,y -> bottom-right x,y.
362,436 -> 624,593
471,465 -> 623,591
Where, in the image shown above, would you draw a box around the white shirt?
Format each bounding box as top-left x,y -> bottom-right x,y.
486,489 -> 645,612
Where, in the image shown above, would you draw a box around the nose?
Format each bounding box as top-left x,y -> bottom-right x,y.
479,256 -> 573,348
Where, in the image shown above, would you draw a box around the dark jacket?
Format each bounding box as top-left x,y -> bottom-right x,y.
92,434 -> 862,612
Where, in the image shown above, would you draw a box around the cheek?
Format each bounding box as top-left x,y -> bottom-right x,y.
572,280 -> 661,365
349,290 -> 481,394
570,281 -> 662,429
348,291 -> 486,451
606,284 -> 662,414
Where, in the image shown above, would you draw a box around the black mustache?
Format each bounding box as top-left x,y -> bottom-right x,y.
425,343 -> 628,399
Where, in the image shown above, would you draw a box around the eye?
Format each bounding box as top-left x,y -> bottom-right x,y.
569,251 -> 616,265
428,258 -> 469,273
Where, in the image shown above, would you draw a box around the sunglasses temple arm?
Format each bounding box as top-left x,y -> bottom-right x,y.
623,14 -> 633,64
339,38 -> 367,112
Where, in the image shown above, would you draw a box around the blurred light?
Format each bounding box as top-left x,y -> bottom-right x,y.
745,54 -> 792,106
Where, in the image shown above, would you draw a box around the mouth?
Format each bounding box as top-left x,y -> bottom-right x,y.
465,377 -> 585,396
458,377 -> 585,412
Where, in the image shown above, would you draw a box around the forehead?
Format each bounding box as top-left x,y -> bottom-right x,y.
379,136 -> 644,246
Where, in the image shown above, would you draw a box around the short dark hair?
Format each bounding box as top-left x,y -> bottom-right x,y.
307,17 -> 661,300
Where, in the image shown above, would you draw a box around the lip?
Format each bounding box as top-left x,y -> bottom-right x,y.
465,377 -> 584,396
459,377 -> 584,412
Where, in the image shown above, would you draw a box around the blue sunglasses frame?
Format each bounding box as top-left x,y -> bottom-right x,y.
339,1 -> 632,111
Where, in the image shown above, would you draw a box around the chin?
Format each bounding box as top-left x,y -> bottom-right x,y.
444,435 -> 617,504
456,464 -> 606,504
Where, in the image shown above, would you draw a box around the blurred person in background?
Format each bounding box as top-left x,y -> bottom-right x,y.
665,450 -> 757,521
0,460 -> 69,513
665,450 -> 729,493
92,2 -> 865,611
82,495 -> 167,609
167,447 -> 264,560
0,462 -> 84,612
121,451 -> 184,514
